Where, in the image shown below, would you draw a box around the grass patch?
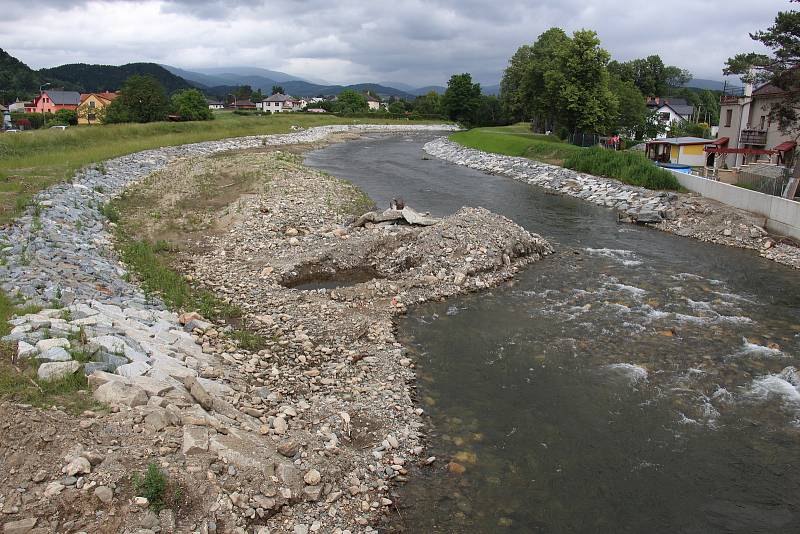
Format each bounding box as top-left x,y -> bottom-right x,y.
133,462 -> 184,512
0,112 -> 449,225
450,124 -> 683,191
0,291 -> 100,413
230,329 -> 268,352
563,148 -> 683,191
115,237 -> 242,323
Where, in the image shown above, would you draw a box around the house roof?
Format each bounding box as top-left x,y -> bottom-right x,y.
44,91 -> 81,105
265,93 -> 294,102
207,99 -> 224,105
655,102 -> 693,118
80,92 -> 118,104
648,136 -> 713,145
0,105 -> 7,112
364,94 -> 379,102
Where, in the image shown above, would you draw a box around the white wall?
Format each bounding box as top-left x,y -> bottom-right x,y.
669,170 -> 800,240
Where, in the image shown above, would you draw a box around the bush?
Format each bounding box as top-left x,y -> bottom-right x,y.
133,462 -> 167,510
563,147 -> 682,190
170,89 -> 213,121
11,112 -> 44,129
50,109 -> 78,126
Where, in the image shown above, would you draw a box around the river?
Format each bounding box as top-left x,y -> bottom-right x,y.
305,133 -> 800,533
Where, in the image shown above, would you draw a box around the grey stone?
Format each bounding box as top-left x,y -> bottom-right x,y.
182,425 -> 209,455
37,360 -> 81,382
93,380 -> 148,407
37,346 -> 72,362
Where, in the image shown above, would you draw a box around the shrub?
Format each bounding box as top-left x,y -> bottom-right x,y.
133,462 -> 167,510
170,89 -> 213,121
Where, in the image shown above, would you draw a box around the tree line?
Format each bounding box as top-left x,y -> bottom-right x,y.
498,27 -> 720,139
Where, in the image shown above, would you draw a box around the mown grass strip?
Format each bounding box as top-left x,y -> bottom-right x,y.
449,124 -> 683,191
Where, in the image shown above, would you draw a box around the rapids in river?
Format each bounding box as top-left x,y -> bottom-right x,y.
306,133 -> 800,533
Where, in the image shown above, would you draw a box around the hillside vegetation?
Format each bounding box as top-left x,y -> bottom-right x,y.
39,62 -> 193,94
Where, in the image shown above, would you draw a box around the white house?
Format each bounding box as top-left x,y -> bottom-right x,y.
646,97 -> 694,139
207,99 -> 224,110
260,93 -> 301,113
365,94 -> 381,111
8,98 -> 27,113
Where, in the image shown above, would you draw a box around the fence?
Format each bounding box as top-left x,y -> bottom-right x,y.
569,132 -> 600,147
736,167 -> 794,197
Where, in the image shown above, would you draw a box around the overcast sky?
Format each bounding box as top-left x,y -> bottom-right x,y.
1,0 -> 788,87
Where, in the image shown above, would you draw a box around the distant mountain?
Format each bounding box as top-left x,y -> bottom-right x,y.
682,78 -> 726,91
192,66 -> 307,83
408,85 -> 446,96
39,62 -> 192,93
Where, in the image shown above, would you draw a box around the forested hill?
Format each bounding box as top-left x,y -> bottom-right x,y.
0,48 -> 45,102
38,62 -> 192,93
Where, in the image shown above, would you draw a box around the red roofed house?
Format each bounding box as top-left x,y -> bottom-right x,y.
25,90 -> 81,114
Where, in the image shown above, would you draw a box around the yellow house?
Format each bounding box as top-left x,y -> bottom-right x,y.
77,92 -> 118,125
644,137 -> 714,167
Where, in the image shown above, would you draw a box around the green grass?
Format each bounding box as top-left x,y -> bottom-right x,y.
449,124 -> 682,191
0,292 -> 100,413
0,112 -> 448,225
115,237 -> 242,322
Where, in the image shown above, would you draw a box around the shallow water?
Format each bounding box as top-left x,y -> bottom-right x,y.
306,134 -> 800,533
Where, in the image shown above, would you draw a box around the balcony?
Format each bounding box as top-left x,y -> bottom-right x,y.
740,128 -> 767,146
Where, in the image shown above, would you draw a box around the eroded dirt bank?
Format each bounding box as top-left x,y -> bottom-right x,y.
1,133 -> 550,534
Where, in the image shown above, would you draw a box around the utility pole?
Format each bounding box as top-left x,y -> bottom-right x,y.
39,82 -> 50,129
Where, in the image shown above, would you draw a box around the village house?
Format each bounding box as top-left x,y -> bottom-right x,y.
228,99 -> 256,110
365,93 -> 381,111
646,97 -> 695,139
25,90 -> 81,114
8,98 -> 27,113
714,81 -> 797,169
259,93 -> 301,113
207,99 -> 224,110
76,92 -> 118,125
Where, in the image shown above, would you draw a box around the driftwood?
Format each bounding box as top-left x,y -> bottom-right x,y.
351,205 -> 440,228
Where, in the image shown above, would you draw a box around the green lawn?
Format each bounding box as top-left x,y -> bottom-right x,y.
450,124 -> 682,191
0,112 -> 447,225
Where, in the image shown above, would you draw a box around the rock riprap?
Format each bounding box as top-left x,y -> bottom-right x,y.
424,138 -> 800,269
1,124 -> 481,534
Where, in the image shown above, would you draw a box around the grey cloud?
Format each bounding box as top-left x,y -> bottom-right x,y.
0,0 -> 790,87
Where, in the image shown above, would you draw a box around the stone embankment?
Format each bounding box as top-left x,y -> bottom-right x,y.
0,124 -> 553,534
424,138 -> 800,269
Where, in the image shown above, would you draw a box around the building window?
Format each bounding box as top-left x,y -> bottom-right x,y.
725,109 -> 732,127
759,115 -> 766,129
89,101 -> 95,109
659,112 -> 670,122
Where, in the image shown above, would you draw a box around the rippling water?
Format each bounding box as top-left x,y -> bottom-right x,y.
306,134 -> 800,533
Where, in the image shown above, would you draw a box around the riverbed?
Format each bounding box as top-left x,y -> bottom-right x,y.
306,133 -> 800,533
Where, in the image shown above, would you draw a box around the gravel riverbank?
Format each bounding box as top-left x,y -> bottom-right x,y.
424,138 -> 800,269
0,125 -> 555,534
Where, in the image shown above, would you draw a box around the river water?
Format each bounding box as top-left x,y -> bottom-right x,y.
305,133 -> 800,533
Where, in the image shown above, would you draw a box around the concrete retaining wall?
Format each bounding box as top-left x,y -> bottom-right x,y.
669,170 -> 800,241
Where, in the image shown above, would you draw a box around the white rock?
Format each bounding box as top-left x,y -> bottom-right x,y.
64,456 -> 91,476
17,340 -> 38,359
116,361 -> 152,378
37,361 -> 81,382
35,338 -> 70,352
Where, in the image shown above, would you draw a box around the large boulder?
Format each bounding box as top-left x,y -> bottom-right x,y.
93,380 -> 148,407
37,361 -> 81,382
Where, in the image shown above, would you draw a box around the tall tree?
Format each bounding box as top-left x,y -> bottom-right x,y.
557,30 -> 618,133
271,85 -> 284,95
609,76 -> 648,138
413,91 -> 442,115
104,75 -> 169,123
610,55 -> 690,96
442,73 -> 482,124
725,3 -> 800,135
336,89 -> 368,112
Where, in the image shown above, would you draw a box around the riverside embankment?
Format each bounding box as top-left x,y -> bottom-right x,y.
424,137 -> 800,269
1,125 -> 556,534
